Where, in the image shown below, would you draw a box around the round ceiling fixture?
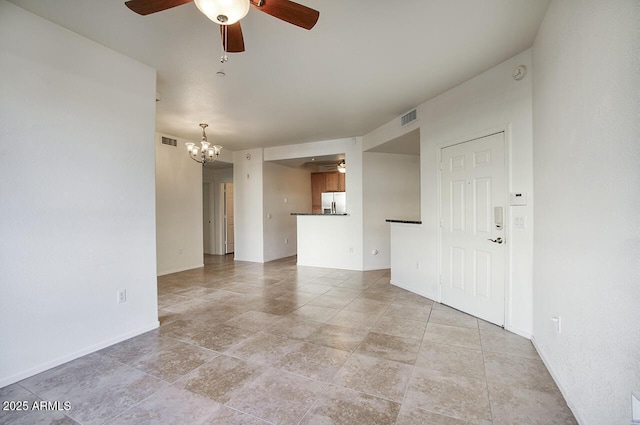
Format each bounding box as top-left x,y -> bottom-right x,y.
193,0 -> 250,25
512,65 -> 527,81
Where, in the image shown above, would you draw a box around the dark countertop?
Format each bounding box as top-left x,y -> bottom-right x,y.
291,213 -> 349,216
386,219 -> 422,224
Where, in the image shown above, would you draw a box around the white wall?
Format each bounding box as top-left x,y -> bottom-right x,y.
365,49 -> 535,336
389,223 -> 429,296
233,149 -> 265,262
363,152 -> 420,270
155,133 -> 204,275
263,162 -> 311,262
265,138 -> 364,270
532,1 -> 640,423
0,1 -> 158,386
296,215 -> 360,270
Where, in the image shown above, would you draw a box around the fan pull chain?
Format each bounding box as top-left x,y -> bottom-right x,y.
220,25 -> 228,63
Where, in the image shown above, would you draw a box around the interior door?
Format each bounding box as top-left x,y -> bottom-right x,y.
224,182 -> 234,254
440,132 -> 506,325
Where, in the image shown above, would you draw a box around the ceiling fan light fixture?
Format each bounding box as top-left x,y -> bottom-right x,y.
193,0 -> 250,25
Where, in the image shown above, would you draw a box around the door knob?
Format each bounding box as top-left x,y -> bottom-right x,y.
488,237 -> 503,244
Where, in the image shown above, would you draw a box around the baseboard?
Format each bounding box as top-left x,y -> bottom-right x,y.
504,325 -> 532,340
0,321 -> 159,388
362,266 -> 390,271
531,336 -> 585,425
390,280 -> 438,302
232,256 -> 265,264
157,264 -> 204,276
263,253 -> 297,263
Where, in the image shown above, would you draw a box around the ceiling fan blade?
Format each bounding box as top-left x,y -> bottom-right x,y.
220,22 -> 245,52
251,0 -> 319,30
125,0 -> 193,15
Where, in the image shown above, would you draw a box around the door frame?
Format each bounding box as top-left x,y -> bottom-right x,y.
436,125 -> 512,328
223,182 -> 234,254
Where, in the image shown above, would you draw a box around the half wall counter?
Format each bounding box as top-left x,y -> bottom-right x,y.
291,212 -> 357,270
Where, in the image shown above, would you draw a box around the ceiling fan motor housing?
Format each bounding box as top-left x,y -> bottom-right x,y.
193,0 -> 250,25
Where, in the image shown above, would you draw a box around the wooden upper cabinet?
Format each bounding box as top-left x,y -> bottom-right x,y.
338,172 -> 345,192
324,172 -> 340,192
311,171 -> 345,213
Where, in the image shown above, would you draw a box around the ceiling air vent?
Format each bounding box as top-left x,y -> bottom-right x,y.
401,109 -> 417,127
161,136 -> 177,147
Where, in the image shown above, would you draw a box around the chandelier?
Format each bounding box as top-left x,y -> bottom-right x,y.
185,124 -> 222,165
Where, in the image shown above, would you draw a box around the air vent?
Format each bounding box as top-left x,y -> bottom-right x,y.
161,136 -> 177,147
401,109 -> 417,127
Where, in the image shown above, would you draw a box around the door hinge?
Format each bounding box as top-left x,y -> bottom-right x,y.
439,275 -> 442,284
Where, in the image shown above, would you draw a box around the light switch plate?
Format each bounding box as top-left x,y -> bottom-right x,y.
513,216 -> 527,229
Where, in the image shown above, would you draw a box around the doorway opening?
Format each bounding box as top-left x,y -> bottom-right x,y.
202,161 -> 233,257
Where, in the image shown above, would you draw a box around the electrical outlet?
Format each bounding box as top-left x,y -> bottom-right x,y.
178,248 -> 183,255
551,316 -> 562,334
284,238 -> 288,244
117,290 -> 127,304
349,247 -> 354,253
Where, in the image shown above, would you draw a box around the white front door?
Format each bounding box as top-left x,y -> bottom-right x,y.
440,132 -> 506,326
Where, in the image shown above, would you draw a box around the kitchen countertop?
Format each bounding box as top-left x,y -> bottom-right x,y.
291,213 -> 349,216
386,219 -> 422,224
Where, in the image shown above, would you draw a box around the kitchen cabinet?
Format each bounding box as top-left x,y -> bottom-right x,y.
338,172 -> 345,192
324,172 -> 340,191
311,171 -> 345,213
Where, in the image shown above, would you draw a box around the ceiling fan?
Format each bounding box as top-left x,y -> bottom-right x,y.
124,0 -> 320,53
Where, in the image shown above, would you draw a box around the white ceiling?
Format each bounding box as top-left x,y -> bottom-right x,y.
9,0 -> 550,151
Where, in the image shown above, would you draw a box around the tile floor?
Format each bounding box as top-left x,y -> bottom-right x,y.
1,255 -> 577,425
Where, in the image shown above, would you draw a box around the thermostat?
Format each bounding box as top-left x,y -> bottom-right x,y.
509,192 -> 527,206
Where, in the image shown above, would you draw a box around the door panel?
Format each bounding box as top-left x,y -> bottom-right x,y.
473,250 -> 491,299
450,180 -> 466,231
441,132 -> 506,326
474,178 -> 492,234
451,247 -> 465,290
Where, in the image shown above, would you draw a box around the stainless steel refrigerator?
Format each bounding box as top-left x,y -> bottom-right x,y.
321,192 -> 346,214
